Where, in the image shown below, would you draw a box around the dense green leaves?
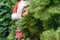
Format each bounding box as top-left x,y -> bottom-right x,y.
7,0 -> 60,40
0,1 -> 12,40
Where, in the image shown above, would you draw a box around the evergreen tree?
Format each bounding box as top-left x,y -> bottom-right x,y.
0,0 -> 17,39
0,1 -> 11,40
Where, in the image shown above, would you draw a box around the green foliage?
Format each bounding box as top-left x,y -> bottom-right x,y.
40,28 -> 60,40
7,0 -> 60,40
0,0 -> 17,39
0,2 -> 11,40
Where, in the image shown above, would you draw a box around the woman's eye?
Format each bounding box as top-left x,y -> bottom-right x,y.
24,10 -> 26,12
23,9 -> 26,13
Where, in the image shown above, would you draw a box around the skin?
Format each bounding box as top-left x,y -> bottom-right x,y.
22,8 -> 28,16
18,0 -> 28,16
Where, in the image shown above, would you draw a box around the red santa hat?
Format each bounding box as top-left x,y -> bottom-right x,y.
11,0 -> 29,20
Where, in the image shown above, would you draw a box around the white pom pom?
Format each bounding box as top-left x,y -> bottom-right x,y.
11,13 -> 21,20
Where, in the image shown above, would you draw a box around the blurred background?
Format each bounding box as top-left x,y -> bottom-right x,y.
0,0 -> 60,40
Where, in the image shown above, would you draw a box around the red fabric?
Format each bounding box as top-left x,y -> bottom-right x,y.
16,31 -> 23,38
13,0 -> 22,13
13,3 -> 18,13
13,0 -> 27,14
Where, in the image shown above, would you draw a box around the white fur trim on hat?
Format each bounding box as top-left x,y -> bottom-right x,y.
11,13 -> 21,20
17,1 -> 29,17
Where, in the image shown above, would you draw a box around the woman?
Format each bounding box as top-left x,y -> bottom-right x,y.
12,0 -> 29,40
11,0 -> 29,20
